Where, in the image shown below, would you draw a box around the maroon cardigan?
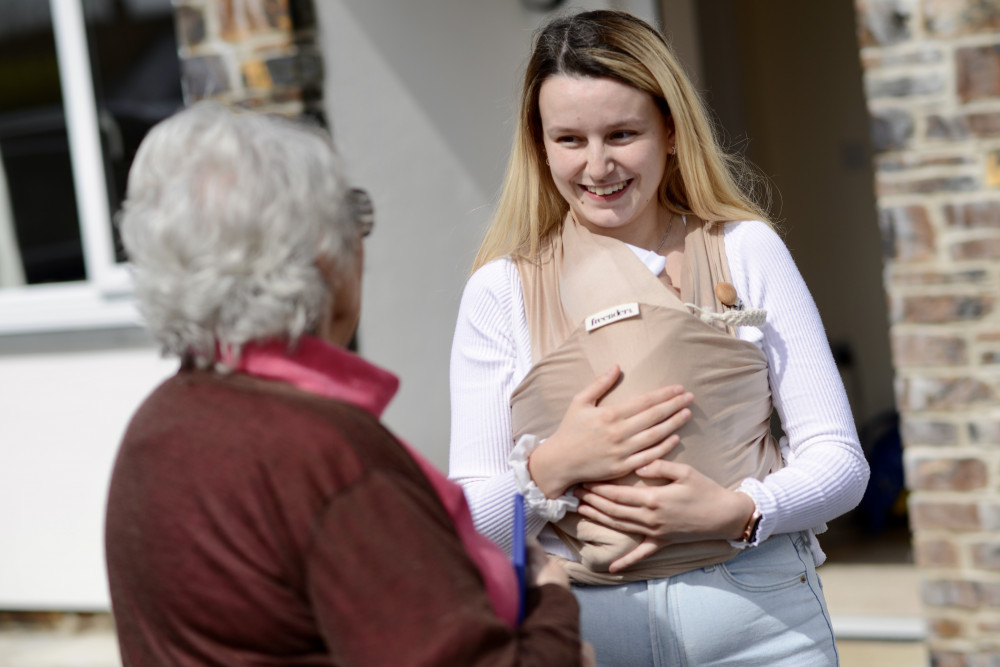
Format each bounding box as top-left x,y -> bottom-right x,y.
106,369 -> 582,666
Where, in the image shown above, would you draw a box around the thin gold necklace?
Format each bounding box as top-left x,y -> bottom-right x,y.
654,214 -> 675,253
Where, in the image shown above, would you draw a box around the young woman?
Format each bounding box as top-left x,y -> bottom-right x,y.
449,10 -> 869,665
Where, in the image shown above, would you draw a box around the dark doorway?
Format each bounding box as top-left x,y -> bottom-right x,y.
693,0 -> 907,563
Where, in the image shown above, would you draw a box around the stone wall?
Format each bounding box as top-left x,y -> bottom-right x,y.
856,0 -> 1000,662
171,0 -> 322,119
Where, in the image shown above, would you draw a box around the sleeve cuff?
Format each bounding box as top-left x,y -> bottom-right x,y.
509,434 -> 579,522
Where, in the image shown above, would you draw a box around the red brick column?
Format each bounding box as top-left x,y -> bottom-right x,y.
855,0 -> 1000,662
171,0 -> 322,119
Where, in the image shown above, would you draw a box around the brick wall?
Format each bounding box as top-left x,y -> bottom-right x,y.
856,0 -> 1000,662
171,0 -> 322,119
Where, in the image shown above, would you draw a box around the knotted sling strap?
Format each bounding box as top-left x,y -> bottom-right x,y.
511,215 -> 782,585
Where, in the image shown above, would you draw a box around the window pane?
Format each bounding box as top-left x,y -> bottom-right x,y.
0,2 -> 84,286
84,0 -> 183,263
0,0 -> 183,290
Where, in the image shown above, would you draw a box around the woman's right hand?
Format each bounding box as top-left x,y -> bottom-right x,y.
527,366 -> 693,498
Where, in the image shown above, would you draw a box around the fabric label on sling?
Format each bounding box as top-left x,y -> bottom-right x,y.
585,302 -> 640,332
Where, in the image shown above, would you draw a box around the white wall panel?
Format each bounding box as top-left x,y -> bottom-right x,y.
0,344 -> 175,608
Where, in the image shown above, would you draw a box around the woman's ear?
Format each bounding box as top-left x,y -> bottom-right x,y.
316,255 -> 334,287
316,250 -> 363,348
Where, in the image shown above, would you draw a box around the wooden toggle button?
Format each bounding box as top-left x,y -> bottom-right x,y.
715,282 -> 738,307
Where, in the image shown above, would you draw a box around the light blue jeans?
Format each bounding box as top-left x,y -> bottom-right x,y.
572,532 -> 838,666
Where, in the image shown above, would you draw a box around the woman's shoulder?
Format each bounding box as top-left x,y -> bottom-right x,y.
468,255 -> 518,282
723,220 -> 795,268
462,256 -> 521,306
723,219 -> 784,249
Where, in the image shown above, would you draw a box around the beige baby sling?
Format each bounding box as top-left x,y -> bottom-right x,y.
511,215 -> 783,585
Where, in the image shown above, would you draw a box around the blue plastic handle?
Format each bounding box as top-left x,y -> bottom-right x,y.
512,493 -> 527,623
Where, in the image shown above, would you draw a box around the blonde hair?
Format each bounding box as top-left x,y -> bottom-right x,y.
473,10 -> 770,271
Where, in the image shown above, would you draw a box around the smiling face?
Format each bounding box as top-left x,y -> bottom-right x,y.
538,75 -> 673,247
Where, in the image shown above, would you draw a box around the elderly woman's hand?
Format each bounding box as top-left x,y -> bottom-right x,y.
527,540 -> 569,589
526,541 -> 596,666
573,460 -> 757,572
527,366 -> 693,499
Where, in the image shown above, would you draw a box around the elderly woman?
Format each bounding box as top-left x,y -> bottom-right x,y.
104,103 -> 589,666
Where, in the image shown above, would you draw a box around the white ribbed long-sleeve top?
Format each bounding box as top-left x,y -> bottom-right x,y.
448,220 -> 870,564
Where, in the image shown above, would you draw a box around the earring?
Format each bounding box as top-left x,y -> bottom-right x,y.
671,145 -> 677,155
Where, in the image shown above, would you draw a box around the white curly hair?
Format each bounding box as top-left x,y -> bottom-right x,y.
118,102 -> 355,368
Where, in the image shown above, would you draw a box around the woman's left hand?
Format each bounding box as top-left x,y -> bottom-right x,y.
573,460 -> 756,572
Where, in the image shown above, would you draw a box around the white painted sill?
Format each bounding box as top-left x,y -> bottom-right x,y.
0,280 -> 140,336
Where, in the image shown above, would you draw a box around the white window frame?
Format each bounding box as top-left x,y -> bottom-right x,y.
0,0 -> 140,335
